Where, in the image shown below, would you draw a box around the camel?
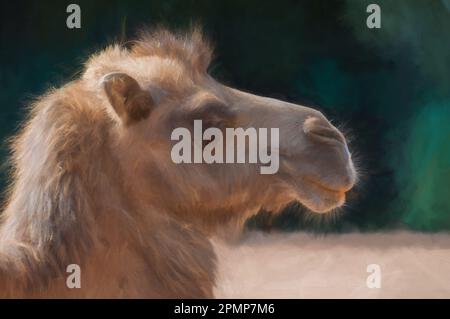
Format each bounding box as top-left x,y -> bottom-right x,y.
0,28 -> 356,298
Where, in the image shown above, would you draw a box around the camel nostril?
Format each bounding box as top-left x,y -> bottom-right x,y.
303,117 -> 345,145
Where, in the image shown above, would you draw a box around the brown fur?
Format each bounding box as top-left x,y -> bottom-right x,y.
0,27 -> 356,298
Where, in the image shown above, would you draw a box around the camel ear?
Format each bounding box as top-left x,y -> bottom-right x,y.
102,72 -> 153,125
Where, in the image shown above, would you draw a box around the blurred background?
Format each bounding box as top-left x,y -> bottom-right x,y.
0,0 -> 449,232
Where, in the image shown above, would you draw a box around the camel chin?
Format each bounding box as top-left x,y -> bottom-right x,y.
287,178 -> 347,214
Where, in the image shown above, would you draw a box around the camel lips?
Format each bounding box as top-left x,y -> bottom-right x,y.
171,120 -> 280,174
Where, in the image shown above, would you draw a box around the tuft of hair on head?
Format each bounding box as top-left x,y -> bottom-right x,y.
131,25 -> 214,75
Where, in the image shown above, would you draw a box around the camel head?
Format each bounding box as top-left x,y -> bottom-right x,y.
90,29 -> 357,229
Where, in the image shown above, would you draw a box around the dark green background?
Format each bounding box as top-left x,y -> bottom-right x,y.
0,0 -> 449,232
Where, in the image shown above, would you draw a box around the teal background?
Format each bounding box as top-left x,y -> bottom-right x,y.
0,0 -> 449,232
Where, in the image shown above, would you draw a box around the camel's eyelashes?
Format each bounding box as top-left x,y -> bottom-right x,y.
102,72 -> 154,126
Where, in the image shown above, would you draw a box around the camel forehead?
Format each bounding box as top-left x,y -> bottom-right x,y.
123,56 -> 193,89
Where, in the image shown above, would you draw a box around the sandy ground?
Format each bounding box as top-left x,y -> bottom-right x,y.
214,231 -> 450,298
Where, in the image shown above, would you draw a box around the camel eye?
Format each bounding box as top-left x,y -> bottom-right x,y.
189,100 -> 235,129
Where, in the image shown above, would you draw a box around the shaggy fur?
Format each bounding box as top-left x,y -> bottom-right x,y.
0,28 -> 355,298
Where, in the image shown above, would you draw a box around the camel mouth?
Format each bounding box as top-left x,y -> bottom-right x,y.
292,177 -> 348,214
303,176 -> 350,194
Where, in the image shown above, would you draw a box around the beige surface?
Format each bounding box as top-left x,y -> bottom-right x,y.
214,231 -> 450,298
